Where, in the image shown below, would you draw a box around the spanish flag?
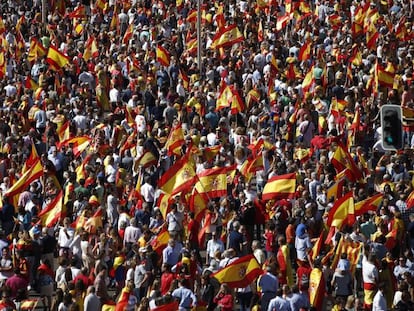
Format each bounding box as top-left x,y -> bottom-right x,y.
122,23 -> 134,44
326,178 -> 344,201
309,268 -> 325,310
262,173 -> 296,201
28,38 -> 47,63
5,159 -> 43,198
165,123 -> 185,156
216,84 -> 245,114
302,65 -> 314,92
366,22 -> 379,50
239,153 -> 264,182
195,165 -> 236,199
25,76 -> 39,91
200,145 -> 221,161
84,208 -> 103,233
298,41 -> 311,61
150,228 -> 170,255
20,299 -> 39,310
185,38 -> 197,55
179,68 -> 190,90
210,24 -> 244,49
376,61 -> 395,89
0,50 -> 5,79
330,237 -> 362,276
67,5 -> 86,19
212,254 -> 263,288
407,190 -> 414,209
246,88 -> 260,108
38,191 -> 66,227
22,143 -> 40,174
354,193 -> 382,216
276,13 -> 291,31
58,136 -> 91,157
75,154 -> 92,182
156,45 -> 171,67
135,150 -> 157,169
327,191 -> 354,228
190,188 -> 208,222
310,231 -> 324,261
83,36 -> 99,61
46,45 -> 70,71
57,121 -> 70,142
158,152 -> 196,195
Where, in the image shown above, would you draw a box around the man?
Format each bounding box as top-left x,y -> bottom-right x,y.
94,266 -> 110,303
172,278 -> 197,311
362,252 -> 379,310
373,282 -> 387,311
84,286 -> 101,311
258,263 -> 279,311
124,218 -> 141,254
165,203 -> 184,238
267,288 -> 290,311
140,175 -> 155,206
5,268 -> 28,299
228,221 -> 243,256
162,238 -> 182,267
206,231 -> 224,265
58,217 -> 75,257
289,284 -> 310,311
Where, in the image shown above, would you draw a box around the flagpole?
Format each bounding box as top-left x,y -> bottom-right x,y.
197,0 -> 202,73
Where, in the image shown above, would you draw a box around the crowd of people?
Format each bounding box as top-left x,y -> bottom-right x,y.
0,0 -> 413,310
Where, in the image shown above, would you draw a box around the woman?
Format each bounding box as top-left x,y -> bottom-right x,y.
199,273 -> 216,311
213,283 -> 234,311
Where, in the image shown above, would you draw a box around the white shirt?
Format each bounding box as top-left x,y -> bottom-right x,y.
58,227 -> 75,248
140,183 -> 155,203
135,114 -> 146,133
124,226 -> 141,245
373,290 -> 387,311
362,258 -> 379,284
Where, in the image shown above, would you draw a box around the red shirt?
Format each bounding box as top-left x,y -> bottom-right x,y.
160,272 -> 174,295
187,219 -> 200,246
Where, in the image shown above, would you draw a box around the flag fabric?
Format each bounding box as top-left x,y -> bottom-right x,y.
58,136 -> 91,157
67,5 -> 86,19
366,22 -> 379,50
83,36 -> 99,61
190,188 -> 208,222
38,191 -> 65,227
156,45 -> 171,67
152,301 -> 179,311
276,13 -> 291,31
122,23 -> 134,44
309,268 -> 325,310
150,228 -> 170,255
158,152 -> 197,195
326,178 -> 344,201
407,190 -> 414,209
246,88 -> 260,108
258,20 -> 264,42
298,41 -> 311,61
179,68 -> 190,90
164,123 -> 185,156
84,208 -> 103,233
327,191 -> 354,228
135,150 -> 157,168
28,38 -> 48,63
211,254 -> 263,288
75,154 -> 92,182
302,65 -> 314,91
22,143 -> 40,174
376,61 -> 395,88
216,84 -> 245,114
5,159 -> 43,198
185,38 -> 197,55
20,299 -> 39,310
210,24 -> 244,49
310,231 -> 324,261
239,153 -> 264,182
57,121 -> 70,142
46,45 -> 70,71
354,193 -> 383,216
25,76 -> 39,91
330,144 -> 363,182
330,237 -> 362,276
262,173 -> 296,201
195,165 -> 236,199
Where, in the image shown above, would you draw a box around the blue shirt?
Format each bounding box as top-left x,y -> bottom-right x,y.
259,272 -> 278,293
290,293 -> 310,311
172,286 -> 197,310
267,296 -> 291,311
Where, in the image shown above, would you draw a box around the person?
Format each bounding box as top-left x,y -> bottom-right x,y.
213,283 -> 234,311
58,217 -> 75,258
171,278 -> 197,311
199,272 -> 216,311
362,252 -> 379,310
373,282 -> 387,311
5,268 -> 29,299
206,231 -> 224,265
84,286 -> 101,311
267,288 -> 291,311
258,263 -> 279,311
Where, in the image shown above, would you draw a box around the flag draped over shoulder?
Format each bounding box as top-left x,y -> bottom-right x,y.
38,191 -> 66,227
158,152 -> 196,195
211,255 -> 263,288
262,173 -> 296,201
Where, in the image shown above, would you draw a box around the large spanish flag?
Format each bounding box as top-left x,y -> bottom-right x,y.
5,159 -> 43,198
46,45 -> 70,71
156,45 -> 171,67
38,191 -> 66,227
195,165 -> 236,199
190,188 -> 208,222
327,191 -> 354,228
262,173 -> 296,201
21,143 -> 40,174
212,255 -> 263,288
326,178 -> 344,201
354,193 -> 382,216
210,24 -> 244,49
